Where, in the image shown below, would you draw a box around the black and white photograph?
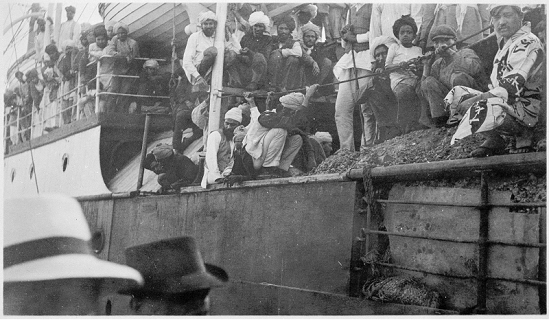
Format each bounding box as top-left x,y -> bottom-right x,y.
2,1 -> 547,316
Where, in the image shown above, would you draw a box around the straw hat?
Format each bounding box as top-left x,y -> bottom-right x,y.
4,194 -> 143,292
120,237 -> 228,295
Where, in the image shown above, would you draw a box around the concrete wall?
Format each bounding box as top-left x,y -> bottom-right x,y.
385,185 -> 542,314
81,180 -> 360,315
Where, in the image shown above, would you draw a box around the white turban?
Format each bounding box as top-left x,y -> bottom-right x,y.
61,39 -> 76,51
225,108 -> 242,123
370,36 -> 398,61
115,22 -> 129,33
314,132 -> 332,144
279,93 -> 305,111
301,23 -> 321,39
198,11 -> 217,24
248,11 -> 270,28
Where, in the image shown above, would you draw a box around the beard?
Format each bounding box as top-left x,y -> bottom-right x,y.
223,127 -> 234,139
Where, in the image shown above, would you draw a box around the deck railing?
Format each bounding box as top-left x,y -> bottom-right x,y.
4,56 -> 170,154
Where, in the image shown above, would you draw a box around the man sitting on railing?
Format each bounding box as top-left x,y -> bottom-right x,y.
105,22 -> 140,113
297,23 -> 334,96
268,15 -> 302,91
182,11 -> 241,93
144,144 -> 199,192
132,59 -> 171,114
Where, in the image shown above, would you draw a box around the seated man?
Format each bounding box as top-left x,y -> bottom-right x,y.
419,25 -> 486,127
133,59 -> 171,114
268,15 -> 302,91
120,237 -> 228,315
182,10 -> 240,92
201,108 -> 242,188
241,85 -> 317,178
314,131 -> 333,158
228,11 -> 270,91
105,22 -> 140,113
299,23 -> 334,95
450,5 -> 544,157
144,144 -> 199,191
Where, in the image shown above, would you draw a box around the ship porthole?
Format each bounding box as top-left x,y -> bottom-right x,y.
62,154 -> 69,172
10,169 -> 16,182
91,229 -> 105,254
29,163 -> 34,179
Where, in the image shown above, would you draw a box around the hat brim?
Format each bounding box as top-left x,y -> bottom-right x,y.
4,254 -> 144,293
120,263 -> 228,295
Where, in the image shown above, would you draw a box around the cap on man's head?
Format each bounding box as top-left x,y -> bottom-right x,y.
429,25 -> 457,42
152,144 -> 174,161
65,6 -> 76,13
94,25 -> 108,38
198,11 -> 217,24
224,108 -> 242,123
120,237 -> 228,296
487,4 -> 523,16
36,18 -> 46,26
45,44 -> 58,55
4,194 -> 143,292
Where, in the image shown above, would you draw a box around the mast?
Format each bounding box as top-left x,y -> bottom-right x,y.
53,3 -> 62,46
206,3 -> 227,133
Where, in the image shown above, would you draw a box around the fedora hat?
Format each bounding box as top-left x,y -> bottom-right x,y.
120,237 -> 228,295
4,194 -> 144,292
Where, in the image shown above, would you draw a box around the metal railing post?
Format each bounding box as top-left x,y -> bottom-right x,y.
476,171 -> 490,314
95,59 -> 101,113
16,107 -> 21,144
137,114 -> 151,190
76,72 -> 81,120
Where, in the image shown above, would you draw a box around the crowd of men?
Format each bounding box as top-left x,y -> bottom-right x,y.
5,3 -> 546,189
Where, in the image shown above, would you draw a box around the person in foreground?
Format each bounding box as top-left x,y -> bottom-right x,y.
121,236 -> 229,315
4,194 -> 144,315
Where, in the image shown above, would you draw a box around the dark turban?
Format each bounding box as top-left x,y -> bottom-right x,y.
94,26 -> 108,38
45,44 -> 58,55
25,69 -> 39,80
392,15 -> 417,39
276,15 -> 296,32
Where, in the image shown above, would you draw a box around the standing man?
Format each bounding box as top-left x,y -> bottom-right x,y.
120,237 -> 228,315
452,5 -> 544,157
418,25 -> 486,127
55,6 -> 81,53
201,107 -> 242,187
4,194 -> 143,315
333,3 -> 373,151
105,22 -> 140,113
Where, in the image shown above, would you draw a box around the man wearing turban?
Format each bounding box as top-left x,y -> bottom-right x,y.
104,21 -> 140,113
55,6 -> 81,53
134,59 -> 172,114
292,4 -> 318,41
237,11 -> 272,90
57,39 -> 79,124
144,143 -> 199,192
182,10 -> 241,92
239,85 -> 318,178
268,15 -> 302,91
201,107 -> 243,187
87,26 -> 113,112
296,23 -> 334,94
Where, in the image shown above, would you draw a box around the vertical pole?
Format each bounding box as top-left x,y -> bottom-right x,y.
476,171 -> 490,314
95,59 -> 101,113
54,3 -> 62,46
16,108 -> 21,144
137,114 -> 151,190
207,3 -> 227,134
539,207 -> 547,314
76,72 -> 81,120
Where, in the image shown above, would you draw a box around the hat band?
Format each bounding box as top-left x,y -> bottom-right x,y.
4,237 -> 92,269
